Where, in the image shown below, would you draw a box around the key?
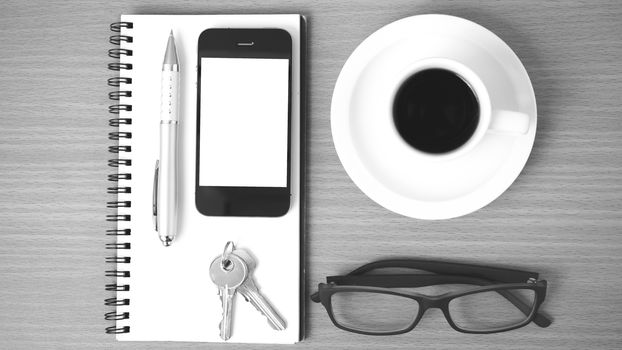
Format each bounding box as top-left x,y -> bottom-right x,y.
209,254 -> 248,340
234,249 -> 287,331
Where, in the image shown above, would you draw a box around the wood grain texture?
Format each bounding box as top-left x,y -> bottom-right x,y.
0,0 -> 621,349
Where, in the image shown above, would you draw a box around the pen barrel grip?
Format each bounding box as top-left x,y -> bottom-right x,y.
157,122 -> 178,240
160,71 -> 179,121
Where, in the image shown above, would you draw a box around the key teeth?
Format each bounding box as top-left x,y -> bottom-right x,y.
239,283 -> 287,331
254,305 -> 284,330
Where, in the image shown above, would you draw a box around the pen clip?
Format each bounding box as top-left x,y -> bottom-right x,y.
152,159 -> 159,232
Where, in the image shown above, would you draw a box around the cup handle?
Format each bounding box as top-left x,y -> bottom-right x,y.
489,110 -> 531,135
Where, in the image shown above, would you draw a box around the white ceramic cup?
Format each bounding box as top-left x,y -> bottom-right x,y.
388,57 -> 531,161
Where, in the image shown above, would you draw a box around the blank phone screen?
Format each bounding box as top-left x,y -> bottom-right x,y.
199,57 -> 289,187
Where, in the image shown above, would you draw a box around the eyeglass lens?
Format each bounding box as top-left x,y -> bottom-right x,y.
448,288 -> 536,331
331,291 -> 420,333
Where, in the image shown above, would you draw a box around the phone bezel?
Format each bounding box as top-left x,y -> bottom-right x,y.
195,28 -> 292,217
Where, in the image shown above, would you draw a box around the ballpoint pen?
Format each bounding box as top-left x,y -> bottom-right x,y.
153,30 -> 180,246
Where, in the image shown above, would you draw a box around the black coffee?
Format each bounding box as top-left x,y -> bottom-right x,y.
393,69 -> 479,154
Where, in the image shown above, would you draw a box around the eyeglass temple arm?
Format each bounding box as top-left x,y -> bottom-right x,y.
311,259 -> 537,300
347,259 -> 539,284
323,274 -> 551,328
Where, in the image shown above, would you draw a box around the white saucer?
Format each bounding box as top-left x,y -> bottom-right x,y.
331,14 -> 537,220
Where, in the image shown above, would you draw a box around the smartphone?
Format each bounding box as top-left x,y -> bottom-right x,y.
195,28 -> 292,217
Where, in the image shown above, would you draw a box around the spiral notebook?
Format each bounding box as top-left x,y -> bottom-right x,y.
105,14 -> 305,344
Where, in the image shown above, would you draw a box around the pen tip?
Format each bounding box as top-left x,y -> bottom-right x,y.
161,237 -> 173,247
163,31 -> 179,67
169,29 -> 173,36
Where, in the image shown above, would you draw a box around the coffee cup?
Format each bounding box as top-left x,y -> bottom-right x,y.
389,58 -> 530,160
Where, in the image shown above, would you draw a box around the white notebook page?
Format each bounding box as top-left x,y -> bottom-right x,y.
114,14 -> 302,343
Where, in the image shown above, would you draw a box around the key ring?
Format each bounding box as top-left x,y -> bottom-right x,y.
221,241 -> 235,271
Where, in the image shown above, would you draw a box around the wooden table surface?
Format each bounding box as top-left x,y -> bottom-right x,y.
1,0 -> 621,349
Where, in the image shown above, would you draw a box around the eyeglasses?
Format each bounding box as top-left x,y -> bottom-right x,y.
311,259 -> 552,335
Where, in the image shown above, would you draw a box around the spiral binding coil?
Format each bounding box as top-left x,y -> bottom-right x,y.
106,21 -> 133,335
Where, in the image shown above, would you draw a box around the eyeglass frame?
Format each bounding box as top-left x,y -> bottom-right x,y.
310,259 -> 551,335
